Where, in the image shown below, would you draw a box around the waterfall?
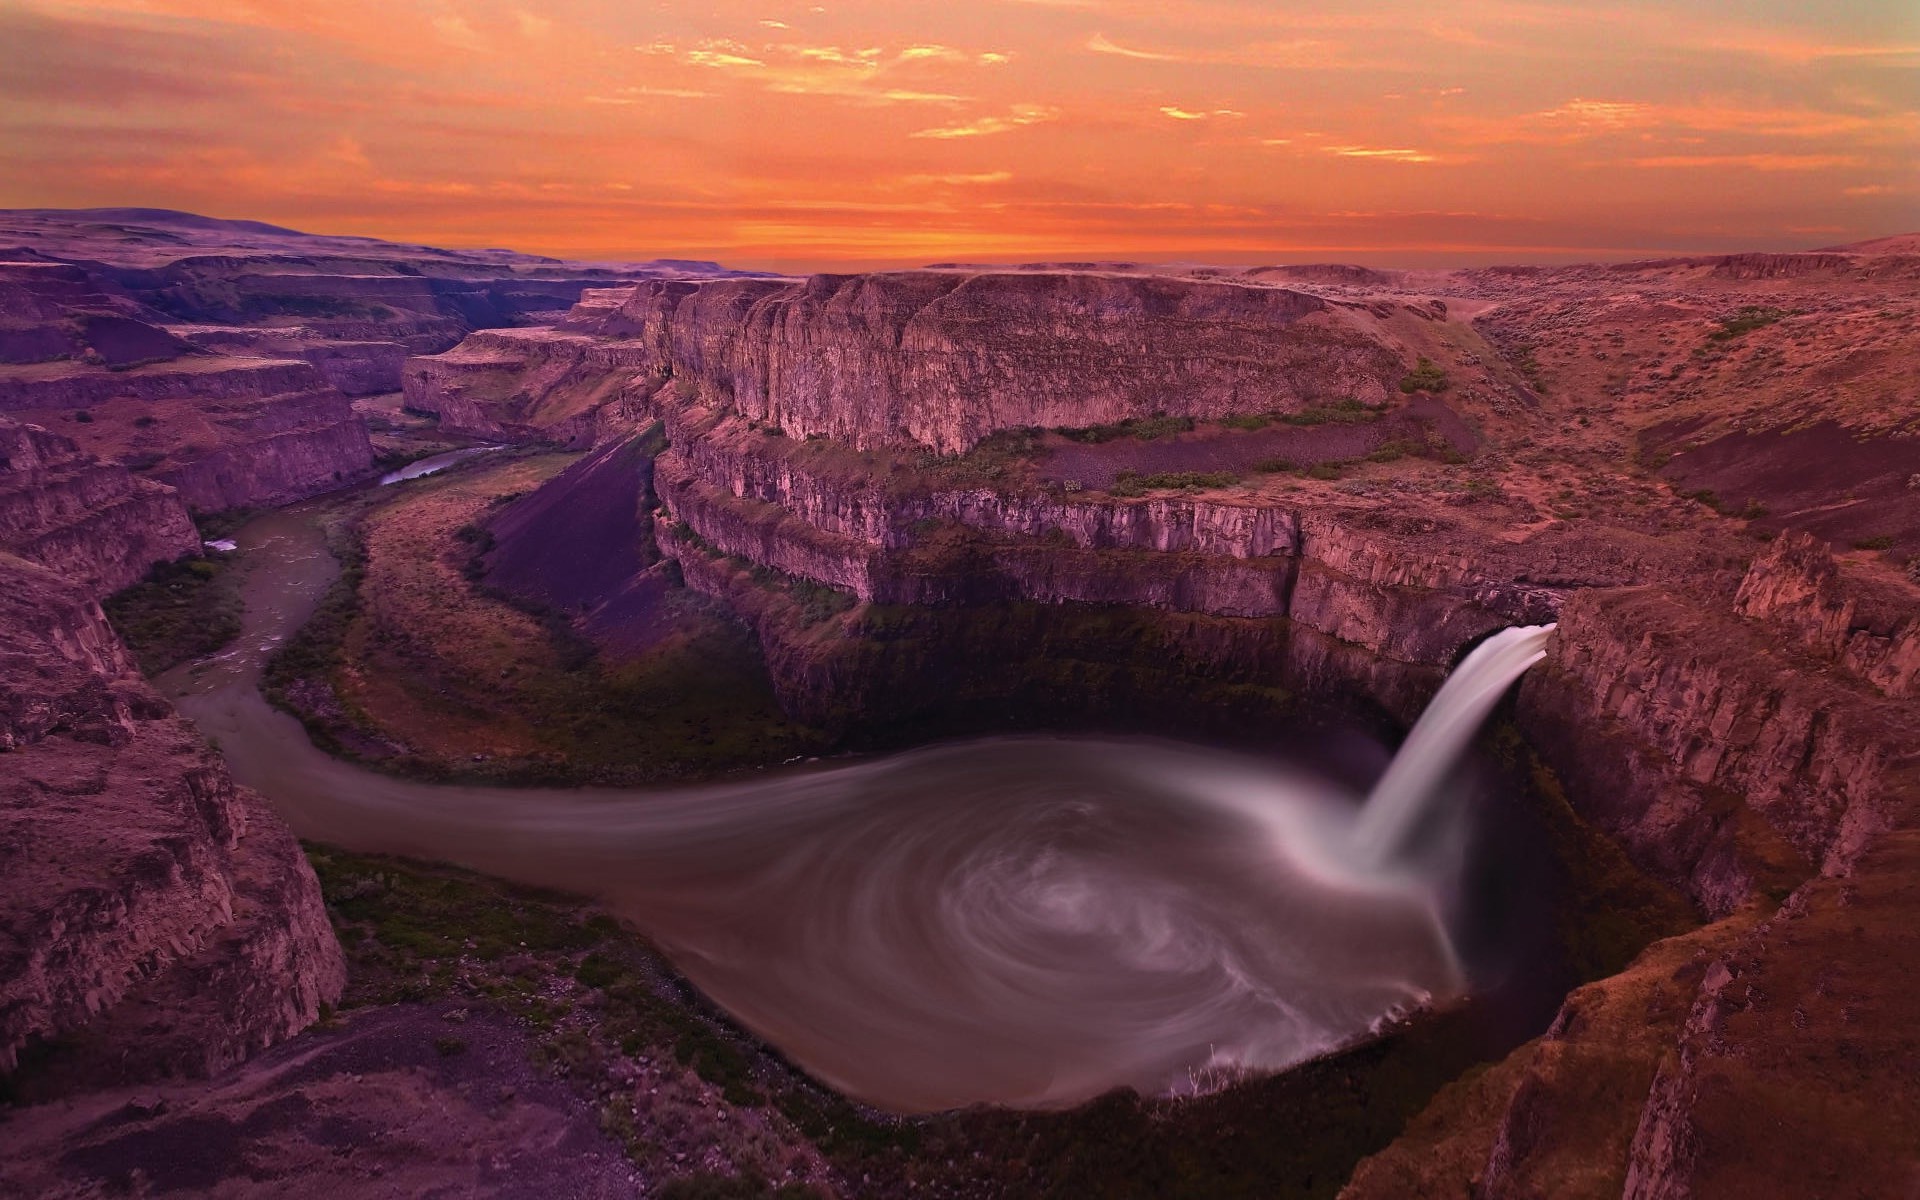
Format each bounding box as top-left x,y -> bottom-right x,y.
1350,623 -> 1557,862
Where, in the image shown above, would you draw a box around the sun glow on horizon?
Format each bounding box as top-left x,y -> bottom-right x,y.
2,0 -> 1915,270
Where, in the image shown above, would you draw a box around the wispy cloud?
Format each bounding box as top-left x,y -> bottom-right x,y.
1630,153 -> 1864,171
911,103 -> 1060,139
1324,145 -> 1441,163
904,171 -> 1015,186
1159,106 -> 1244,120
1087,32 -> 1185,61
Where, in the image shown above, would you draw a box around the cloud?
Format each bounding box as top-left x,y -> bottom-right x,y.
1159,106 -> 1245,120
586,86 -> 713,103
1086,32 -> 1185,61
1085,29 -> 1364,69
905,171 -> 1015,186
1630,153 -> 1863,171
911,103 -> 1060,139
1536,98 -> 1655,129
1324,145 -> 1440,163
632,35 -> 1011,102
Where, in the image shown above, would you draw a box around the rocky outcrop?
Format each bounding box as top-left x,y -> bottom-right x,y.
0,553 -> 345,1090
177,327 -> 417,396
0,261 -> 191,368
1620,825 -> 1920,1199
1732,530 -> 1919,698
0,417 -> 200,597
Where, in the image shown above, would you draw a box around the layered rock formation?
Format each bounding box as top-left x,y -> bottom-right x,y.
411,271 -> 1408,453
2,393 -> 345,1099
0,356 -> 375,512
1342,532 -> 1920,1199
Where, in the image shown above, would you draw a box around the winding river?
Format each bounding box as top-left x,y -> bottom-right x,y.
163,502 -> 1532,1114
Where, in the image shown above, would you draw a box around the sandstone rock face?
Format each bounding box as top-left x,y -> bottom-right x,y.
416,271 -> 1411,452
0,417 -> 200,596
0,554 -> 345,1090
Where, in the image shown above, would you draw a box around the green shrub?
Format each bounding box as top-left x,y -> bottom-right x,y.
103,555 -> 244,675
1397,357 -> 1449,394
574,953 -> 625,989
1254,457 -> 1296,474
1854,535 -> 1895,551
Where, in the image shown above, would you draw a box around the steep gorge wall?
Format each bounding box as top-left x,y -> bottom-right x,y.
1520,534 -> 1920,915
0,359 -> 374,514
412,271 -> 1412,453
0,553 -> 344,1091
154,389 -> 375,512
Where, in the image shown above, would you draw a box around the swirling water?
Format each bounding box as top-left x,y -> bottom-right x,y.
166,511 -> 1552,1113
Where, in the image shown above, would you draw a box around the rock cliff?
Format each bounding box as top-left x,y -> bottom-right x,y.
0,552 -> 345,1093
0,358 -> 375,513
0,416 -> 200,596
411,270 -> 1412,452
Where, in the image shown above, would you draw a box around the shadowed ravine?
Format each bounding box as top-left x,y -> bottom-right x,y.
165,507 -> 1553,1114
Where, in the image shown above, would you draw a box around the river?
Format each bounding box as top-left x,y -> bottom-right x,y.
163,507 -> 1473,1114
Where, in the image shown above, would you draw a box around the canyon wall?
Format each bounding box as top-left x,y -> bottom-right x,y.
0,417 -> 200,596
1521,533 -> 1920,914
411,271 -> 1412,453
0,552 -> 345,1092
0,358 -> 374,513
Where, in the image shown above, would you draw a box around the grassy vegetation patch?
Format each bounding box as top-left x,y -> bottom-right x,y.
1056,414 -> 1197,444
269,456 -> 831,785
1282,398 -> 1387,425
1707,305 -> 1788,342
103,554 -> 244,675
1108,469 -> 1241,497
1396,357 -> 1450,394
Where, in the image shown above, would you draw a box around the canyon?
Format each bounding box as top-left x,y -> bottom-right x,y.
2,211 -> 1917,1198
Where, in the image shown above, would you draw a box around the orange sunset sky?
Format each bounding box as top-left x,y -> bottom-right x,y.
3,0 -> 1916,271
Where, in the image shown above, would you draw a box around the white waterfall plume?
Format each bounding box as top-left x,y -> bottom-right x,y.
1351,623 -> 1558,862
